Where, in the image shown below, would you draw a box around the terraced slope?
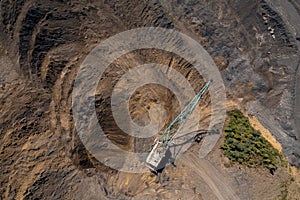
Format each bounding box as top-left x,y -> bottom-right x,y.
0,0 -> 299,199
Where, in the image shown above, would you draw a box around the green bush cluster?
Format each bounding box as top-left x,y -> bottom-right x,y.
221,110 -> 286,173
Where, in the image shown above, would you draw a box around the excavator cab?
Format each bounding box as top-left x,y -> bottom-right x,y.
145,140 -> 168,171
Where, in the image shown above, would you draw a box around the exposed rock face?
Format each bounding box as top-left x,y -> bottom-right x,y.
0,0 -> 299,199
160,0 -> 300,165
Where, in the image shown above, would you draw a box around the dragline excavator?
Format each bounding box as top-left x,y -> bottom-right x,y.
145,80 -> 211,171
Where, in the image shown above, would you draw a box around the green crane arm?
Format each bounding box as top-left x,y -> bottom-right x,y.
160,80 -> 211,146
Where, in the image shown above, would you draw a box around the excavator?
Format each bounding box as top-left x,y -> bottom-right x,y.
145,80 -> 211,172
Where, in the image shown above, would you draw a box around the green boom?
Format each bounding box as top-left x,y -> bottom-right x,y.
160,80 -> 211,146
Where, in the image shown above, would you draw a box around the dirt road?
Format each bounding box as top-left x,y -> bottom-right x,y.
180,152 -> 239,200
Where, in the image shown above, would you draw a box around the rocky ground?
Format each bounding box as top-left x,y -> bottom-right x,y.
0,0 -> 299,199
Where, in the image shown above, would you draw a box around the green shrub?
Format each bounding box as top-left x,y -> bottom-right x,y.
221,110 -> 285,172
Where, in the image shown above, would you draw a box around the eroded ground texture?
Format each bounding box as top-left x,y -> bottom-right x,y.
0,0 -> 300,199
